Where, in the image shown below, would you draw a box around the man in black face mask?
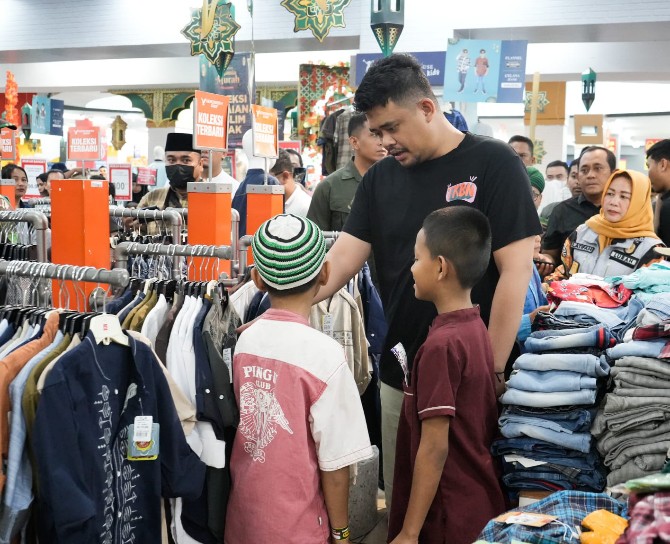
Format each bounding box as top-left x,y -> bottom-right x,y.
138,132 -> 203,210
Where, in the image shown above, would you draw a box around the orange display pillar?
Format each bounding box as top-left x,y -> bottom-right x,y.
0,180 -> 15,209
187,181 -> 233,281
246,185 -> 285,265
50,178 -> 111,310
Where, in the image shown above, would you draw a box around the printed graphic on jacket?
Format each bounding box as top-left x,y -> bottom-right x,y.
238,367 -> 293,463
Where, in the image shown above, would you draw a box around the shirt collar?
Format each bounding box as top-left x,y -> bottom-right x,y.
577,194 -> 600,208
431,306 -> 481,329
341,159 -> 363,182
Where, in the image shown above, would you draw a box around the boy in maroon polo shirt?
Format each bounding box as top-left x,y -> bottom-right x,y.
388,207 -> 505,544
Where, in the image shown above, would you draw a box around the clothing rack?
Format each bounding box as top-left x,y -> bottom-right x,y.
237,230 -> 340,278
109,206 -> 183,244
113,241 -> 234,281
0,210 -> 50,262
0,261 -> 130,301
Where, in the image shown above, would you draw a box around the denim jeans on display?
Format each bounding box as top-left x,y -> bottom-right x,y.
507,370 -> 597,393
605,339 -> 668,361
554,301 -> 626,328
502,405 -> 596,432
525,324 -> 615,353
513,352 -> 610,377
500,388 -> 596,408
500,421 -> 592,453
502,465 -> 606,491
533,312 -> 594,331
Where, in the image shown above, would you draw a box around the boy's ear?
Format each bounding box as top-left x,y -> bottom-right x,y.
250,268 -> 268,292
437,255 -> 450,280
317,261 -> 330,287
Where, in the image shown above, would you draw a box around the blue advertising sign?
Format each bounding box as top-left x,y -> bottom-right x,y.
443,39 -> 527,103
31,95 -> 51,135
199,53 -> 254,149
50,99 -> 65,136
355,51 -> 446,86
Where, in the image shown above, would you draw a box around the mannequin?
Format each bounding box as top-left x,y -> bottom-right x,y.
232,130 -> 282,236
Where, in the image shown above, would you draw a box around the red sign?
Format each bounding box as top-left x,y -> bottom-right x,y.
109,163 -> 132,201
67,126 -> 101,161
1,128 -> 15,161
279,140 -> 301,154
193,90 -> 230,151
21,158 -> 47,198
136,167 -> 157,186
251,105 -> 279,158
646,139 -> 662,151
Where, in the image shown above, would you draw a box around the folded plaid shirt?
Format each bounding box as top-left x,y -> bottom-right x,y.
632,323 -> 670,358
478,491 -> 627,544
618,492 -> 670,543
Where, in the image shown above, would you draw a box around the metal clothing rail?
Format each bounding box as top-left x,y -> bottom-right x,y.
0,210 -> 50,263
177,208 -> 240,266
113,241 -> 234,280
236,231 -> 340,278
0,260 -> 130,288
109,207 -> 183,244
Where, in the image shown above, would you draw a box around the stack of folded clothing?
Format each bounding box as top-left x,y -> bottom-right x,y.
593,319 -> 670,486
495,323 -> 616,493
608,261 -> 670,303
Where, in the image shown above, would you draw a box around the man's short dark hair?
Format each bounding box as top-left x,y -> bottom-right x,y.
46,169 -> 64,179
421,207 -> 491,289
569,158 -> 579,170
347,113 -> 368,137
354,53 -> 438,113
578,146 -> 616,171
647,139 -> 670,162
546,160 -> 569,174
508,135 -> 534,155
284,148 -> 303,167
269,149 -> 293,176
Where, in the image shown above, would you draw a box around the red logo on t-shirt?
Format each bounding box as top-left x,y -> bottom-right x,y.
445,179 -> 477,203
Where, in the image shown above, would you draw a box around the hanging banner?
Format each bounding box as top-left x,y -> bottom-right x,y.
523,82 -> 566,126
443,39 -> 528,103
68,126 -> 101,161
251,105 -> 279,159
21,158 -> 47,198
109,163 -> 132,201
50,99 -> 65,136
1,128 -> 16,161
31,95 -> 51,135
193,90 -> 230,151
199,53 -> 254,149
354,51 -> 445,86
136,167 -> 157,186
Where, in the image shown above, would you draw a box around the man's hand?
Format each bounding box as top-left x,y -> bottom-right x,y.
390,532 -> 419,544
529,305 -> 551,324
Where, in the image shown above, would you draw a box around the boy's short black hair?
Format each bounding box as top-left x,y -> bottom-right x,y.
261,272 -> 321,298
270,149 -> 293,176
354,53 -> 439,113
647,139 -> 670,162
546,160 -> 569,174
422,207 -> 491,289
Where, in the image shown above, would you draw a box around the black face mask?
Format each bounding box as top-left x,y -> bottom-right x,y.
166,164 -> 196,190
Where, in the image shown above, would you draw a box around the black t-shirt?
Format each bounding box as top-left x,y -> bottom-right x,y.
542,195 -> 600,251
658,192 -> 670,247
343,132 -> 542,389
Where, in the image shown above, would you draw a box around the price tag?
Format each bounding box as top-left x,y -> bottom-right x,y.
322,314 -> 334,338
133,416 -> 153,442
222,348 -> 233,382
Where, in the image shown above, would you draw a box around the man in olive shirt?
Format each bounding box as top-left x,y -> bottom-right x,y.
308,113 -> 387,231
542,146 -> 616,264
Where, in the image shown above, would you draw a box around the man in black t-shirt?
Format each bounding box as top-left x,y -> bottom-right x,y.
313,54 -> 541,510
647,139 -> 670,246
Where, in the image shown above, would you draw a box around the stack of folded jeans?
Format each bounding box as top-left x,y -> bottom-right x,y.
593,330 -> 670,486
495,325 -> 615,492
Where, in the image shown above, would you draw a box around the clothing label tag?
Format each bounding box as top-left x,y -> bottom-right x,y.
504,455 -> 547,468
133,416 -> 153,442
127,423 -> 159,461
322,314 -> 334,338
494,512 -> 557,527
391,342 -> 409,386
223,348 -> 233,382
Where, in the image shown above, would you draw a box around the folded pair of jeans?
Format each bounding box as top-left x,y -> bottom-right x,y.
501,387 -> 596,408
501,405 -> 596,432
606,454 -> 666,486
597,419 -> 670,464
502,465 -> 606,492
513,352 -> 609,377
605,339 -> 669,360
507,369 -> 597,393
525,324 -> 616,353
500,421 -> 592,453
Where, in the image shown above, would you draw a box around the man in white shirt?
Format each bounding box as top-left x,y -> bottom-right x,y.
538,159 -> 571,214
270,149 -> 312,217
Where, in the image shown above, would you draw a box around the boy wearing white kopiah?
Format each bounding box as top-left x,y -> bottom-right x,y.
225,214 -> 373,544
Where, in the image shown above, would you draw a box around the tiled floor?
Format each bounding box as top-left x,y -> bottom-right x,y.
352,490 -> 388,544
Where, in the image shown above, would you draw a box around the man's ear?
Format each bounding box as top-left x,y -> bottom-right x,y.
251,268 -> 268,292
418,97 -> 437,123
349,135 -> 359,152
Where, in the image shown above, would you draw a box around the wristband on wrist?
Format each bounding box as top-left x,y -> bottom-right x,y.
331,526 -> 350,540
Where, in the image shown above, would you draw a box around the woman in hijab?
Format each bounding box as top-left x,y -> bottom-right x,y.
547,169 -> 664,281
